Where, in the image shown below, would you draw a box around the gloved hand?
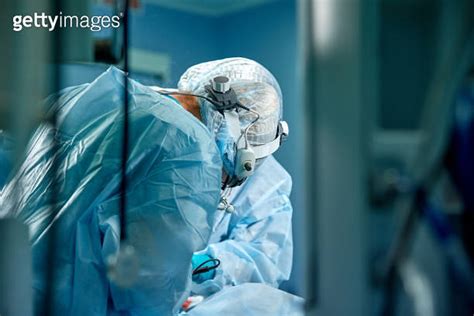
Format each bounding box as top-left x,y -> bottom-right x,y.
192,254 -> 217,284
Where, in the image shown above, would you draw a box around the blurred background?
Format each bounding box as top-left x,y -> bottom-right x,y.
1,0 -> 474,315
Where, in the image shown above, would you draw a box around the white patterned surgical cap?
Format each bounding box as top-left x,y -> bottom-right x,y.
178,57 -> 283,146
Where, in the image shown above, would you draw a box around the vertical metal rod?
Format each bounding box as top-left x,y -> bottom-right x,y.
120,0 -> 130,241
300,0 -> 318,313
43,0 -> 62,314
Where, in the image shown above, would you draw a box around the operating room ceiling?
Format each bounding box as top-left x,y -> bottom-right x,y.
143,0 -> 277,16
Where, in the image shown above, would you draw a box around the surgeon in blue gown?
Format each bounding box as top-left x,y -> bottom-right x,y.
0,67 -> 222,315
168,58 -> 301,314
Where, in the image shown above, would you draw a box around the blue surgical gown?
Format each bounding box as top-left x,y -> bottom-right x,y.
0,67 -> 222,315
186,283 -> 303,316
191,155 -> 293,296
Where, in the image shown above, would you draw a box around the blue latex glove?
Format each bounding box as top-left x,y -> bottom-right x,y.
192,254 -> 217,284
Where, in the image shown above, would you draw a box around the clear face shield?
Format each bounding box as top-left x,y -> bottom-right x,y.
158,76 -> 289,190
203,78 -> 289,189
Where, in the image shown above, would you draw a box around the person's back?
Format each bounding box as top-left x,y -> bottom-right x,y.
0,67 -> 222,315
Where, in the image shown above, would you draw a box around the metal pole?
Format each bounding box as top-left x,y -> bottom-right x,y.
302,0 -> 372,315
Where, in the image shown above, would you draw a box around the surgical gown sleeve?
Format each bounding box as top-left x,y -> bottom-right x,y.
192,156 -> 293,295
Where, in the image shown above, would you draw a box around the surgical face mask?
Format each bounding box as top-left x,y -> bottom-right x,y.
200,100 -> 236,177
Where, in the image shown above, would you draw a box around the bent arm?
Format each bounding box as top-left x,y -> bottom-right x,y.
193,159 -> 293,295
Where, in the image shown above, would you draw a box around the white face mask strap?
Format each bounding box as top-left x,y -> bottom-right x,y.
149,86 -> 179,94
250,120 -> 289,159
251,136 -> 281,159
